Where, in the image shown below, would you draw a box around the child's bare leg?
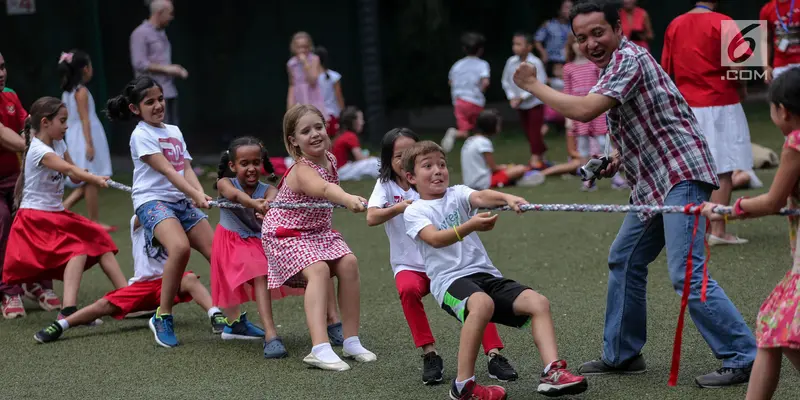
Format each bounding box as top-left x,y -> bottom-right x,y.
512,289 -> 558,365
84,184 -> 100,222
65,298 -> 118,327
745,348 -> 783,400
180,272 -> 213,311
505,165 -> 528,182
783,348 -> 800,371
541,159 -> 582,177
62,255 -> 88,308
223,306 -> 241,321
253,276 -> 278,339
457,292 -> 494,381
330,254 -> 360,339
732,170 -> 751,189
709,172 -> 734,238
98,253 -> 128,289
301,262 -> 332,345
153,219 -> 191,315
326,278 -> 340,325
186,219 -> 214,262
62,186 -> 84,210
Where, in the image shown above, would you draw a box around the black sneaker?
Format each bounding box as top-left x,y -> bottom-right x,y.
488,354 -> 519,382
210,312 -> 227,334
577,354 -> 647,375
34,322 -> 63,344
695,367 -> 751,388
422,352 -> 444,385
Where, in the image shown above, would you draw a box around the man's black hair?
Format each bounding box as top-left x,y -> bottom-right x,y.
568,0 -> 622,33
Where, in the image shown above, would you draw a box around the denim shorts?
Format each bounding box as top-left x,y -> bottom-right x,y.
135,199 -> 208,257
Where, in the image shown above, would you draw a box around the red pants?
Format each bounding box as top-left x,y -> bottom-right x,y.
395,270 -> 504,354
518,105 -> 546,156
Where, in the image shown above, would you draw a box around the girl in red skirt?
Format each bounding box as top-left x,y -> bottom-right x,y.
3,96 -> 127,320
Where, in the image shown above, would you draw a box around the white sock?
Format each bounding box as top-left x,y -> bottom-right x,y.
207,307 -> 222,317
343,336 -> 371,355
543,361 -> 556,375
57,319 -> 69,330
311,343 -> 342,363
455,376 -> 475,393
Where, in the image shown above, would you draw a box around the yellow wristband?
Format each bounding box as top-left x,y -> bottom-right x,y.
453,226 -> 463,241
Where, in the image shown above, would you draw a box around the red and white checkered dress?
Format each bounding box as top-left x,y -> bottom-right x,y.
262,152 -> 352,289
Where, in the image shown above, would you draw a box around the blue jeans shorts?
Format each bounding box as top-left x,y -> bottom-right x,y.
135,199 -> 208,257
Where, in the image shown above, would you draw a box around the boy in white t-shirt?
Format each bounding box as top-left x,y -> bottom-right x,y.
442,32 -> 490,153
34,216 -> 226,344
402,141 -> 588,399
461,109 -> 544,190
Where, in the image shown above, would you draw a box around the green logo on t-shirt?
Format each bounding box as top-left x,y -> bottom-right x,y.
438,209 -> 462,230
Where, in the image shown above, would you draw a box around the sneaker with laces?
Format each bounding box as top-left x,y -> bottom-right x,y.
538,360 -> 588,397
149,311 -> 178,348
34,322 -> 64,343
695,366 -> 751,388
210,312 -> 227,334
22,283 -> 62,311
422,352 -> 444,385
221,312 -> 265,340
1,294 -> 26,319
577,354 -> 647,375
449,380 -> 507,400
487,354 -> 518,382
58,308 -> 103,327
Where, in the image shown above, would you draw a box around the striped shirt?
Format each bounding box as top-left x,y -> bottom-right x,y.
563,61 -> 607,136
590,38 -> 719,221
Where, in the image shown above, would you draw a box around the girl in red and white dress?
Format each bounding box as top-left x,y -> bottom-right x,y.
263,104 -> 376,371
3,96 -> 127,320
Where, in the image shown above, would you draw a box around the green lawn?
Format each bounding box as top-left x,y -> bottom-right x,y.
3,103 -> 798,399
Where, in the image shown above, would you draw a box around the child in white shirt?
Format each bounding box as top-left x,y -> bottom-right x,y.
442,32 -> 490,153
402,140 -> 587,399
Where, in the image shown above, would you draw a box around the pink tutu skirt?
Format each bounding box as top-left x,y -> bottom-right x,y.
210,225 -> 303,308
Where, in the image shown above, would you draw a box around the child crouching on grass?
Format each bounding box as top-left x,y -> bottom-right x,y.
402,140 -> 587,399
34,216 -> 226,344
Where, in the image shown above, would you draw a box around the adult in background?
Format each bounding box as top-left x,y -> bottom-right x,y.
130,0 -> 188,125
761,0 -> 800,84
662,0 -> 753,246
535,0 -> 573,73
619,0 -> 653,51
513,1 -> 756,388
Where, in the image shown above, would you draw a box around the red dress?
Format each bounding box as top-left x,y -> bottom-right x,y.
620,7 -> 650,50
262,152 -> 353,289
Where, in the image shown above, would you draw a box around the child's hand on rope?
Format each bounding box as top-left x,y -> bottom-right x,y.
468,212 -> 499,232
505,195 -> 529,214
249,198 -> 270,214
700,202 -> 727,221
92,175 -> 110,188
394,199 -> 413,213
191,191 -> 212,209
346,195 -> 367,213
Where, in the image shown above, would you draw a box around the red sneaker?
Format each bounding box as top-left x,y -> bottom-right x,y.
538,360 -> 588,397
22,283 -> 62,311
2,294 -> 26,319
449,380 -> 507,400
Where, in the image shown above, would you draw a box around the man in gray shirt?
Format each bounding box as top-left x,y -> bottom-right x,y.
130,0 -> 188,125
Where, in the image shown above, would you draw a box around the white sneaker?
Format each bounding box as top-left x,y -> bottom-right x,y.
303,353 -> 351,371
518,170 -> 545,187
342,348 -> 377,363
708,235 -> 749,246
441,128 -> 459,153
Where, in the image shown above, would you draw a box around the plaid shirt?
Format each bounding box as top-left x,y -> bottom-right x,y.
590,38 -> 719,221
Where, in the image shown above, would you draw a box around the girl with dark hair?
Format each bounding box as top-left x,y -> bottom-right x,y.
58,50 -> 115,232
330,106 -> 380,181
315,46 -> 345,137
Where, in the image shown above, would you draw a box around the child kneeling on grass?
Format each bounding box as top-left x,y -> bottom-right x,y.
34,216 -> 226,344
401,140 -> 588,399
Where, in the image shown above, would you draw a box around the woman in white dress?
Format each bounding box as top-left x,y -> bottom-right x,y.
58,50 -> 114,231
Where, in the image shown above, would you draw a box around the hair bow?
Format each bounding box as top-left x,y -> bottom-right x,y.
59,52 -> 73,64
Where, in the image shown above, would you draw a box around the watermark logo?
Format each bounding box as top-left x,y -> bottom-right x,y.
721,20 -> 767,68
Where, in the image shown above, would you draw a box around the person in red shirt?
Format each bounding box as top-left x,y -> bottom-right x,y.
761,0 -> 800,83
0,52 -> 62,319
619,0 -> 653,51
330,106 -> 379,181
662,1 -> 753,246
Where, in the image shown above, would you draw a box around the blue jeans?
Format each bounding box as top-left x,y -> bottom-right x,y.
602,181 -> 756,369
135,199 -> 207,259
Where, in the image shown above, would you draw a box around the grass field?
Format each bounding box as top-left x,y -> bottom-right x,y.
3,104 -> 799,399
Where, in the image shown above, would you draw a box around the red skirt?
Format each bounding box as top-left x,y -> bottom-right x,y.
2,208 -> 118,285
211,225 -> 303,308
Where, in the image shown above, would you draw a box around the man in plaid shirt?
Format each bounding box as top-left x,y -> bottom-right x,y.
513,0 -> 756,389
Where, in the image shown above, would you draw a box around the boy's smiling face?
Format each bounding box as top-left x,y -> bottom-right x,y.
406,151 -> 450,199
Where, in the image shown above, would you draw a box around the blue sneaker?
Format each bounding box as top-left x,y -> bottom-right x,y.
263,337 -> 288,359
327,322 -> 344,346
221,312 -> 265,340
149,311 -> 178,348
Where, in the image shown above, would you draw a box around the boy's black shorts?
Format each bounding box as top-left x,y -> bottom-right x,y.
440,273 -> 532,329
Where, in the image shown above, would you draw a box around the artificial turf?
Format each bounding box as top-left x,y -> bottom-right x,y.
2,104 -> 798,399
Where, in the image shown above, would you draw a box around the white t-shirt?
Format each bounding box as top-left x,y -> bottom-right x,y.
460,135 -> 494,190
129,121 -> 192,210
128,215 -> 167,284
404,185 -> 502,306
449,57 -> 490,107
501,54 -> 548,110
367,179 -> 426,276
319,69 -> 342,119
19,138 -> 68,212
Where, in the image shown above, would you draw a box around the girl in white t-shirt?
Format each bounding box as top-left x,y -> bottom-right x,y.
366,128 -> 518,385
315,46 -> 345,137
106,76 -> 214,348
3,96 -> 127,322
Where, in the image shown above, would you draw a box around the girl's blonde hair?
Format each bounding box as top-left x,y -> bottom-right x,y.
283,104 -> 326,159
290,31 -> 314,54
